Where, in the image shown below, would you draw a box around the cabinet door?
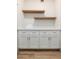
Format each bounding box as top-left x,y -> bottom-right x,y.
39,31 -> 51,48
56,31 -> 61,48
18,31 -> 36,48
48,37 -> 52,48
40,37 -> 49,48
28,31 -> 40,48
18,31 -> 27,48
42,31 -> 60,49
50,37 -> 60,48
50,31 -> 60,48
30,37 -> 39,48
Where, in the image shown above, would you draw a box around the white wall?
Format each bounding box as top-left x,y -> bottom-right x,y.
17,0 -> 24,29
17,0 -> 61,29
55,0 -> 61,29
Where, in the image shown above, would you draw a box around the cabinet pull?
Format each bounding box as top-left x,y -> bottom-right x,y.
27,37 -> 30,40
48,37 -> 51,40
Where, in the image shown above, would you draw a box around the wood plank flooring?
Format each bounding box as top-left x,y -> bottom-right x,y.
17,51 -> 61,59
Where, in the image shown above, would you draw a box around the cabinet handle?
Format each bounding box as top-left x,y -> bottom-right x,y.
27,37 -> 30,40
48,37 -> 51,40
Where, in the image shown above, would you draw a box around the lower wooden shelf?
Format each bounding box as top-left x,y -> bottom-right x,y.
34,17 -> 56,19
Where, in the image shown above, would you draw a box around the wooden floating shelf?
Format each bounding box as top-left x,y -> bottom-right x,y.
22,10 -> 45,13
34,17 -> 56,19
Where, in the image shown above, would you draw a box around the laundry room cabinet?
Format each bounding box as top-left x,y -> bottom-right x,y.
17,30 -> 61,49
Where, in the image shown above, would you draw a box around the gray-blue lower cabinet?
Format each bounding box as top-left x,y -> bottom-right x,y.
17,30 -> 61,49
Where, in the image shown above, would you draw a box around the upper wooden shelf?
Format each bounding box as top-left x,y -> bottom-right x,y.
34,17 -> 56,19
22,10 -> 45,13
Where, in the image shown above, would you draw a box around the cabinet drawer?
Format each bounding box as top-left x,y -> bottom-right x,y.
39,31 -> 58,37
18,31 -> 26,39
29,31 -> 39,37
40,31 -> 49,37
49,31 -> 58,38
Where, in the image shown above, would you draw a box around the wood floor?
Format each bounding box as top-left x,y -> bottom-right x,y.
17,51 -> 61,59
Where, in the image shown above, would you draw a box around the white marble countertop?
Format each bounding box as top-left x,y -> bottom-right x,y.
17,28 -> 61,31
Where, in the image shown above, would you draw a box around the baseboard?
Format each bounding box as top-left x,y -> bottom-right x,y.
19,48 -> 60,51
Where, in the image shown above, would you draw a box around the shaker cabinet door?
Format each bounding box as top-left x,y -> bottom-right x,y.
18,31 -> 27,48
40,37 -> 49,48
50,37 -> 60,48
29,31 -> 39,48
30,37 -> 39,48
